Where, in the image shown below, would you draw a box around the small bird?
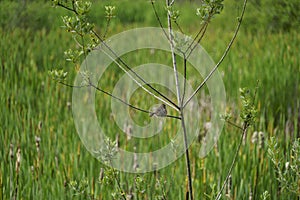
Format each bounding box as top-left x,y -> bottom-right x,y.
150,104 -> 167,117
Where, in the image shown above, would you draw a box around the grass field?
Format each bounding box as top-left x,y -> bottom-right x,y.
1,0 -> 299,199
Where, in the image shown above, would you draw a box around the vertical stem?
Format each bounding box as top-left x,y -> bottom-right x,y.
180,111 -> 194,200
166,0 -> 193,199
181,56 -> 187,105
166,0 -> 181,104
215,123 -> 248,200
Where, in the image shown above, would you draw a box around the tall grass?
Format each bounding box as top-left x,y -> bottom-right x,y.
0,0 -> 299,199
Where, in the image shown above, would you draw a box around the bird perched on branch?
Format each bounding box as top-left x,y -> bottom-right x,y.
150,104 -> 167,117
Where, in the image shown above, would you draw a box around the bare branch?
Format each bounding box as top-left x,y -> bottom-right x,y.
225,120 -> 243,131
57,2 -> 76,13
183,0 -> 248,109
181,56 -> 187,106
174,21 -> 184,34
56,2 -> 180,111
57,81 -> 86,88
166,1 -> 181,106
215,122 -> 248,200
150,0 -> 170,40
58,80 -> 181,120
166,1 -> 193,199
92,30 -> 179,110
184,22 -> 208,55
92,83 -> 181,119
97,43 -> 179,111
186,23 -> 208,59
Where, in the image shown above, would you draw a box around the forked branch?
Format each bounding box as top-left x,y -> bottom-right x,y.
183,0 -> 248,108
56,1 -> 179,111
166,0 -> 193,200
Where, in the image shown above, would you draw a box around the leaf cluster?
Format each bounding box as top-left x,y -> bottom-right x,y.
48,69 -> 68,82
196,0 -> 224,23
239,87 -> 257,126
268,137 -> 300,196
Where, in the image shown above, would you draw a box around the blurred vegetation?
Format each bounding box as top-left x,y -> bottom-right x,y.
0,0 -> 299,32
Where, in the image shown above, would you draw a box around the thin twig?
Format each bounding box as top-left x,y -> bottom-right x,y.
151,0 -> 188,105
166,114 -> 181,120
56,2 -> 179,112
166,1 -> 181,105
58,81 -> 86,88
58,81 -> 181,120
57,2 -> 76,13
225,120 -> 243,131
97,43 -> 179,111
181,56 -> 187,105
92,30 -> 179,110
92,24 -> 180,109
89,83 -> 150,114
60,80 -> 149,112
150,0 -> 170,41
91,83 -> 182,120
186,23 -> 208,59
217,83 -> 258,199
184,22 -> 208,56
174,21 -> 184,34
183,0 -> 248,109
215,123 -> 248,200
150,0 -> 185,54
71,0 -> 77,14
80,28 -> 89,73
